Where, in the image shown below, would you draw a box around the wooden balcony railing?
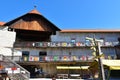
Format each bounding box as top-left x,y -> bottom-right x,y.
14,41 -> 119,48
18,55 -> 116,62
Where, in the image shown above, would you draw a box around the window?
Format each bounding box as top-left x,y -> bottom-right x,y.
22,51 -> 29,61
71,38 -> 76,43
22,51 -> 29,56
39,51 -> 47,56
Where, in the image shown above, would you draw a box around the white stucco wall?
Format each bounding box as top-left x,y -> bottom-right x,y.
19,31 -> 120,60
0,30 -> 16,47
51,31 -> 120,42
0,29 -> 16,56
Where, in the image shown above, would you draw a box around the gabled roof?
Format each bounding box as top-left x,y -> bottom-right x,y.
4,9 -> 61,32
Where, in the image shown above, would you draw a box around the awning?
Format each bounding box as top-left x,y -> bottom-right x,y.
102,60 -> 120,70
90,59 -> 120,70
56,66 -> 69,69
56,66 -> 89,70
102,60 -> 120,66
110,66 -> 120,70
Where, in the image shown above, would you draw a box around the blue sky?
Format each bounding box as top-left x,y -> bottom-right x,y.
0,0 -> 120,29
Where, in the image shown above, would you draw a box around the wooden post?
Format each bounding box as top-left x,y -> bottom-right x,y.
95,41 -> 105,80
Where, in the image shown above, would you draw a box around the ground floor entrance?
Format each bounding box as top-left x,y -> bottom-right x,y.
18,61 -> 92,79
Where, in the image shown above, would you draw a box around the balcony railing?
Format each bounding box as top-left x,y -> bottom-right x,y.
14,41 -> 119,48
19,55 -> 116,62
0,54 -> 30,80
21,55 -> 93,62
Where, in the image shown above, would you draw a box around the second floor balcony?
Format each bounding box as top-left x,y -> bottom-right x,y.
9,55 -> 117,62
14,41 -> 119,48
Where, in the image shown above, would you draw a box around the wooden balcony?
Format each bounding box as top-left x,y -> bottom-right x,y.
12,55 -> 116,63
14,41 -> 119,48
21,55 -> 93,62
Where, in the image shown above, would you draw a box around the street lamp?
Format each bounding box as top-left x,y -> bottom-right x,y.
85,36 -> 105,80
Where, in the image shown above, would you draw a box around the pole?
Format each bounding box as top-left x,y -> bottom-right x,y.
92,35 -> 105,80
86,36 -> 105,80
96,42 -> 105,80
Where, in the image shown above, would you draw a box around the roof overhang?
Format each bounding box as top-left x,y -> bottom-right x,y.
60,30 -> 120,33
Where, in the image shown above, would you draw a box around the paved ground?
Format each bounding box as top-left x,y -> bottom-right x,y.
29,77 -> 120,80
29,78 -> 93,80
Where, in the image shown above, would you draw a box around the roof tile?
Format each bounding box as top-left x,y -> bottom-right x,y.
0,22 -> 5,26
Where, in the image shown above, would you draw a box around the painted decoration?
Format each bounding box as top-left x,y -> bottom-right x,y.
63,56 -> 68,61
76,42 -> 81,46
11,67 -> 17,70
73,56 -> 77,61
34,56 -> 39,61
53,56 -> 58,61
29,56 -> 34,61
23,56 -> 29,61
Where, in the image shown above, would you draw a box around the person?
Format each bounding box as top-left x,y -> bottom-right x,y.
0,74 -> 2,80
6,76 -> 10,80
52,75 -> 56,80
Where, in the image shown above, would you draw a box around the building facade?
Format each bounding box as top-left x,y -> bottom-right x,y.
1,9 -> 120,79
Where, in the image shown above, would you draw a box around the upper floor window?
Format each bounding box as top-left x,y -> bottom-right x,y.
39,51 -> 47,56
22,51 -> 29,56
71,38 -> 76,43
